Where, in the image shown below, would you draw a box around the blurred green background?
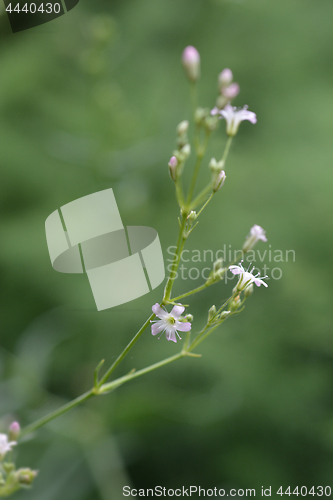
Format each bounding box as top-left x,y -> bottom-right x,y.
0,0 -> 333,498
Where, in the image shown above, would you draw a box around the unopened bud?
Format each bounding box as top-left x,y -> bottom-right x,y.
208,305 -> 217,323
180,143 -> 191,159
229,294 -> 241,312
209,158 -> 225,173
168,156 -> 178,181
182,46 -> 200,83
213,170 -> 226,192
16,468 -> 38,486
184,314 -> 193,322
222,82 -> 240,100
213,258 -> 223,273
216,94 -> 228,110
218,68 -> 233,88
194,107 -> 206,125
187,210 -> 197,222
244,283 -> 254,297
9,421 -> 20,441
176,120 -> 189,136
204,115 -> 219,131
220,310 -> 231,320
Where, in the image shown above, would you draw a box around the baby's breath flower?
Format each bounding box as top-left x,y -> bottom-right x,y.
229,261 -> 268,292
242,224 -> 267,253
0,434 -> 16,461
211,104 -> 257,136
151,303 -> 191,343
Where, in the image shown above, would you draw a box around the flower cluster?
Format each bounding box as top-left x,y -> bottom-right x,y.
0,422 -> 38,497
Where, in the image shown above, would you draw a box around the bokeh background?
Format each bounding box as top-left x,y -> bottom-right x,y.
1,0 -> 333,498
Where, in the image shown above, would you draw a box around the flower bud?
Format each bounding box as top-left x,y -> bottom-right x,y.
184,314 -> 193,322
176,120 -> 189,136
187,210 -> 197,222
215,94 -> 228,110
194,107 -> 206,125
182,46 -> 200,83
213,170 -> 226,192
244,283 -> 254,297
9,422 -> 20,441
16,468 -> 38,486
168,156 -> 178,182
220,310 -> 231,320
208,305 -> 217,323
213,258 -> 223,274
218,68 -> 233,88
222,82 -> 240,100
228,295 -> 241,312
180,143 -> 191,159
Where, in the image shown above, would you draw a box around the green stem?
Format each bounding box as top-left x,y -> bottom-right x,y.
190,185 -> 213,211
97,314 -> 154,387
20,390 -> 95,438
189,322 -> 221,351
99,351 -> 187,394
221,136 -> 233,164
172,282 -> 209,302
163,214 -> 187,302
186,130 -> 210,205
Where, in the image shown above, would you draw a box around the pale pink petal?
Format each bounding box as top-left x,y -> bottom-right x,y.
211,107 -> 219,116
151,322 -> 165,336
152,303 -> 168,319
171,305 -> 185,319
254,278 -> 268,287
176,321 -> 192,332
229,266 -> 242,275
165,327 -> 177,343
237,109 -> 257,124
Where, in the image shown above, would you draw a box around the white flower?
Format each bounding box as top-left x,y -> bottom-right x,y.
151,303 -> 192,343
242,224 -> 267,253
0,433 -> 16,460
229,261 -> 268,291
211,104 -> 257,136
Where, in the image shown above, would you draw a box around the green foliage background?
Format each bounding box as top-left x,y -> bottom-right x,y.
0,0 -> 332,498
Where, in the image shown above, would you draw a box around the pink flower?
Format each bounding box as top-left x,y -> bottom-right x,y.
211,104 -> 257,136
243,225 -> 267,252
151,303 -> 192,343
229,261 -> 268,291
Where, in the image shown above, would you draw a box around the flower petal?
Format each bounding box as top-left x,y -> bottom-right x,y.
176,321 -> 192,332
152,303 -> 168,319
237,108 -> 257,124
254,278 -> 268,287
229,265 -> 242,275
171,305 -> 185,319
165,326 -> 177,343
151,321 -> 165,336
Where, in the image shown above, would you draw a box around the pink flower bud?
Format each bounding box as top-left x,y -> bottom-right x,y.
213,170 -> 226,192
181,46 -> 200,82
168,156 -> 178,181
218,68 -> 233,88
9,421 -> 20,440
222,82 -> 240,100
